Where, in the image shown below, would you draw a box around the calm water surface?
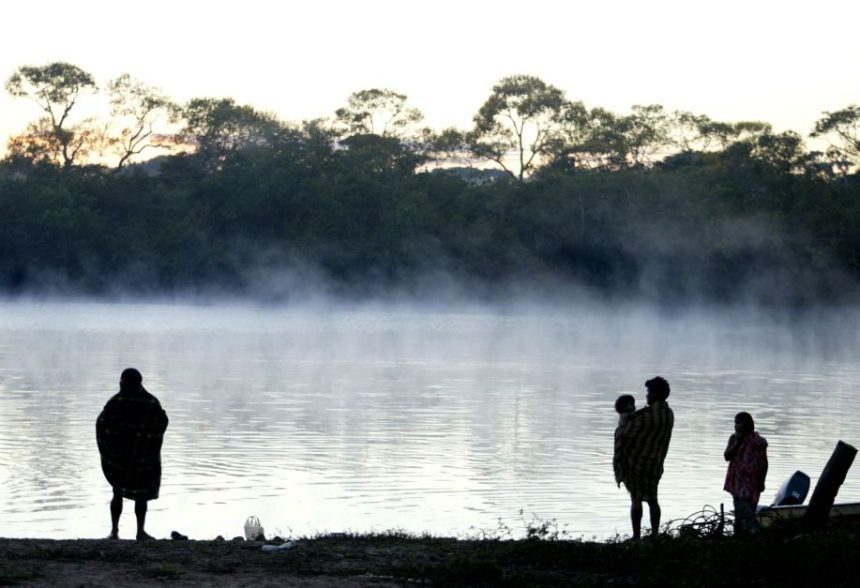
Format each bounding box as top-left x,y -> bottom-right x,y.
1,300 -> 858,540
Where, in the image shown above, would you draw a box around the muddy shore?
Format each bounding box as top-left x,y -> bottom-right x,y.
2,530 -> 859,587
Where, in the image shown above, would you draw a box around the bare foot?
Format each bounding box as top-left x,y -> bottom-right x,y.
136,531 -> 155,541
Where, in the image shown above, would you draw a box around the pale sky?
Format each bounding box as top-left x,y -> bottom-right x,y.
1,0 -> 859,152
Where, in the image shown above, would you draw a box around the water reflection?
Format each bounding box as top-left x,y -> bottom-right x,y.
0,300 -> 858,539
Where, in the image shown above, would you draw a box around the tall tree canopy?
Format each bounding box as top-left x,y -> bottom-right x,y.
177,97 -> 286,167
107,74 -> 176,169
468,75 -> 568,181
812,105 -> 860,170
2,63 -> 860,304
334,88 -> 424,139
5,62 -> 98,167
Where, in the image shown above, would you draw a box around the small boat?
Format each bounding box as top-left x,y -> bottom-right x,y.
757,502 -> 860,530
757,443 -> 859,532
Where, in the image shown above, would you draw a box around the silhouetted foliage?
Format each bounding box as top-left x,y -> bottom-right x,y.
3,65 -> 860,304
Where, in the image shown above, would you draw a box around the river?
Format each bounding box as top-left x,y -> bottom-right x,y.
1,299 -> 858,540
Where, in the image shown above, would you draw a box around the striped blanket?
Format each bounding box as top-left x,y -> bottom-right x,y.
617,400 -> 674,501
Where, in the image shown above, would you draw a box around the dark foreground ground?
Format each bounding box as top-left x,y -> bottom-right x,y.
2,530 -> 859,587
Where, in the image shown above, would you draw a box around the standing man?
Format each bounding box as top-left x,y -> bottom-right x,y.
618,376 -> 674,540
96,368 -> 168,540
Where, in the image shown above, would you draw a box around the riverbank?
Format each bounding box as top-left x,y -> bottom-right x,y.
2,530 -> 859,587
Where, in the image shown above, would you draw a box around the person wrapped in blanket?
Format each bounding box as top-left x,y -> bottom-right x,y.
96,368 -> 168,540
723,411 -> 768,535
617,376 -> 674,540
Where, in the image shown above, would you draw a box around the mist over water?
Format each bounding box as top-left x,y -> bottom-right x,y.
1,298 -> 859,540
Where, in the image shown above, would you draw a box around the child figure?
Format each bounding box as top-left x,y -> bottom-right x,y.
724,412 -> 768,535
613,394 -> 636,488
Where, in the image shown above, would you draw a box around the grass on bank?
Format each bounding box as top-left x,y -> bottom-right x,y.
2,524 -> 860,587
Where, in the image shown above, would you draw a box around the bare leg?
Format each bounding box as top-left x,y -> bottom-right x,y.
648,500 -> 661,536
109,489 -> 122,539
135,500 -> 152,540
630,498 -> 642,540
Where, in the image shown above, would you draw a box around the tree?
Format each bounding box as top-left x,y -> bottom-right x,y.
750,130 -> 809,174
6,117 -> 107,168
177,97 -> 286,167
5,62 -> 98,167
562,107 -> 649,171
424,127 -> 474,169
560,107 -> 619,170
107,74 -> 176,169
669,113 -> 775,155
730,121 -> 772,144
5,119 -> 61,166
811,105 -> 860,168
667,111 -> 737,153
293,118 -> 339,167
714,128 -> 812,179
541,100 -> 592,172
618,104 -> 672,167
334,88 -> 424,139
568,104 -> 671,170
337,133 -> 422,176
468,75 -> 567,180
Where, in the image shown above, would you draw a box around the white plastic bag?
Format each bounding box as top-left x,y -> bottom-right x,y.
243,515 -> 264,540
261,541 -> 295,552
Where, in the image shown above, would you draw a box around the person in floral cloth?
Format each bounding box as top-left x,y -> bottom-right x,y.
724,412 -> 768,535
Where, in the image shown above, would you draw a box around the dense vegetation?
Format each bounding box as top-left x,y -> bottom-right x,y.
2,64 -> 860,305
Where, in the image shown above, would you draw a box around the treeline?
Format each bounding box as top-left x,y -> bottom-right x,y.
2,63 -> 860,304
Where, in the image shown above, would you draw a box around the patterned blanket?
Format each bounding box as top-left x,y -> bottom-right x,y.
618,400 -> 674,501
96,387 -> 168,500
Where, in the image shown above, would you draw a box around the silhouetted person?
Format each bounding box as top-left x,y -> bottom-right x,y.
96,368 -> 168,540
724,411 -> 768,535
613,394 -> 636,488
618,376 -> 674,540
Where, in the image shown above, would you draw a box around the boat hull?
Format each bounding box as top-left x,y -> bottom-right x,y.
757,502 -> 860,530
